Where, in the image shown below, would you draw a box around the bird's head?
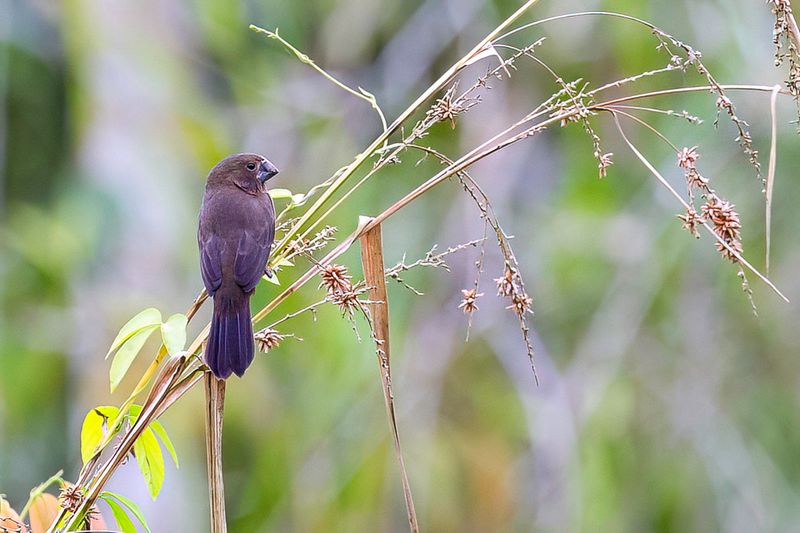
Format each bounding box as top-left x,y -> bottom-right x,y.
206,153 -> 279,192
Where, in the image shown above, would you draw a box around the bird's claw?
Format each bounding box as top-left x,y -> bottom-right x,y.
264,266 -> 274,278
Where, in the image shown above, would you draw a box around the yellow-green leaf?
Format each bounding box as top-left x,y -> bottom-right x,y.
100,491 -> 151,533
127,405 -> 178,469
106,308 -> 162,359
160,313 -> 187,355
109,325 -> 159,392
133,427 -> 165,500
104,497 -> 137,533
80,406 -> 120,463
149,420 -> 179,468
268,188 -> 293,200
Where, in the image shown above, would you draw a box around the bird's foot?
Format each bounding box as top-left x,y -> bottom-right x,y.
264,266 -> 275,278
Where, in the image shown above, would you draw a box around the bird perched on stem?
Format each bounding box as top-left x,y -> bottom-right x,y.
198,153 -> 278,378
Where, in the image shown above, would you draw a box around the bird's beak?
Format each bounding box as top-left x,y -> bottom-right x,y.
258,160 -> 279,184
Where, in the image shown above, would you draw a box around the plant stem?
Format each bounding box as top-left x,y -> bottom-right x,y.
19,470 -> 63,519
205,374 -> 227,533
360,222 -> 418,532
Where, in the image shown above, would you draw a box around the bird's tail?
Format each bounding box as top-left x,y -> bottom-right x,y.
206,291 -> 254,379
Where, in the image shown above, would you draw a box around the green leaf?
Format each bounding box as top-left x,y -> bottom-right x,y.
133,427 -> 165,500
109,325 -> 159,393
104,497 -> 137,533
127,404 -> 178,467
160,313 -> 187,355
268,188 -> 294,200
149,420 -> 179,468
100,491 -> 151,533
106,308 -> 162,358
80,406 -> 120,463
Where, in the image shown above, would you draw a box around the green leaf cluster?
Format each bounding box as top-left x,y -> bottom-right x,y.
106,308 -> 188,392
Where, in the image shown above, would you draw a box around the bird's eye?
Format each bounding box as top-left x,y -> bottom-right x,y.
246,162 -> 257,171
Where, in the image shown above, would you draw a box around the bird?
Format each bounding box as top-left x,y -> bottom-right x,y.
198,153 -> 278,378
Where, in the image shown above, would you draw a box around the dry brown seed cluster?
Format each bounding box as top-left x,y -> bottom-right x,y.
328,287 -> 362,316
319,264 -> 352,294
458,288 -> 482,314
702,195 -> 743,262
677,146 -> 710,198
674,147 -> 744,261
84,505 -> 101,526
426,84 -> 466,128
318,263 -> 363,317
597,152 -> 614,178
508,292 -> 533,316
59,485 -> 85,513
677,207 -> 701,238
677,146 -> 699,169
255,328 -> 284,352
494,268 -> 514,297
494,266 -> 533,317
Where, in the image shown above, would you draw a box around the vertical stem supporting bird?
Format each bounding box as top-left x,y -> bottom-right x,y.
205,375 -> 227,533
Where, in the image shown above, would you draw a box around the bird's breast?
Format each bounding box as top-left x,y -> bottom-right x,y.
200,188 -> 273,236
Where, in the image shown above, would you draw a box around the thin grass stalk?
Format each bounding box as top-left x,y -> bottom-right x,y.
766,84 -> 782,275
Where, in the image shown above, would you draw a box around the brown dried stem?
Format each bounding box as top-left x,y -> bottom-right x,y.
204,375 -> 227,533
360,222 -> 418,532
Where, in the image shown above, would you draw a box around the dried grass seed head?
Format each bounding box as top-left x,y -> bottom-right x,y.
319,264 -> 352,295
677,208 -> 701,238
677,146 -> 700,169
458,288 -> 482,314
598,152 -> 614,178
702,195 -> 742,241
255,328 -> 284,352
426,84 -> 467,128
686,168 -> 711,192
59,485 -> 85,513
495,268 -> 515,297
329,288 -> 362,316
508,291 -> 533,317
701,195 -> 744,262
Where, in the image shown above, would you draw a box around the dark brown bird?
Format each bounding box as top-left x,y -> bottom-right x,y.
198,153 -> 278,378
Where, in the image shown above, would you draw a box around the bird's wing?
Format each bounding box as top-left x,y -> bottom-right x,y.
233,224 -> 274,293
199,230 -> 224,295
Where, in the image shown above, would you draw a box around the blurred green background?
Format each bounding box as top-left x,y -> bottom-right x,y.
2,0 -> 800,531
